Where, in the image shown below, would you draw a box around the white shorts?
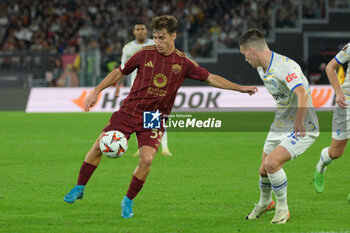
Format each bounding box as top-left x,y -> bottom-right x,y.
332,101 -> 350,140
263,130 -> 319,160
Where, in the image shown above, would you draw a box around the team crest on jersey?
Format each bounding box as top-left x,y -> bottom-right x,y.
153,73 -> 168,88
337,129 -> 341,136
342,44 -> 348,51
172,64 -> 182,74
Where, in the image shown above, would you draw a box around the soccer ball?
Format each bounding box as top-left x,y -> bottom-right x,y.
99,130 -> 128,158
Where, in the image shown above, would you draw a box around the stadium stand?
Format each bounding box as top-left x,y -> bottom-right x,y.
0,0 -> 348,87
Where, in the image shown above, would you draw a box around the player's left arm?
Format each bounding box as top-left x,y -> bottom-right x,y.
326,58 -> 346,108
205,73 -> 258,95
293,85 -> 309,138
326,43 -> 350,108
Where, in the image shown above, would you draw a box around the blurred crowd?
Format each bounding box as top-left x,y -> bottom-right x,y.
0,0 -> 310,56
0,0 -> 347,86
303,0 -> 326,19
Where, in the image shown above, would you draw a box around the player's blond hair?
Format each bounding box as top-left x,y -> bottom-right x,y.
239,28 -> 268,50
151,15 -> 178,34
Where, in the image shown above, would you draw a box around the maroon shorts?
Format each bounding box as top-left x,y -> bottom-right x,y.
103,111 -> 164,151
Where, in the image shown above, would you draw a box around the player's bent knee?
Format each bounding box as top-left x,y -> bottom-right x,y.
259,166 -> 268,177
259,170 -> 268,177
140,156 -> 154,167
93,142 -> 102,154
264,157 -> 279,173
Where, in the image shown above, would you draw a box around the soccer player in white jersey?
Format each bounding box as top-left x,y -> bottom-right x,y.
313,42 -> 350,200
239,29 -> 319,224
120,22 -> 155,87
117,22 -> 172,157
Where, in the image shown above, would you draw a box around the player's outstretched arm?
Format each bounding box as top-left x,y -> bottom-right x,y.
293,85 -> 309,138
326,58 -> 347,108
115,77 -> 126,97
205,73 -> 258,95
84,68 -> 125,112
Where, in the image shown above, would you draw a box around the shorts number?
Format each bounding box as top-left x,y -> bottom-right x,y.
150,129 -> 163,139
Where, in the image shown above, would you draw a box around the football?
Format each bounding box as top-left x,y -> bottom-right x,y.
99,130 -> 128,158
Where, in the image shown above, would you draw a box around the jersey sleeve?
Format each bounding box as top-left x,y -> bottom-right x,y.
121,45 -> 129,64
185,58 -> 210,81
279,63 -> 303,92
335,43 -> 350,65
118,50 -> 143,75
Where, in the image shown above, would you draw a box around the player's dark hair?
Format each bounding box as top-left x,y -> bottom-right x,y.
239,28 -> 266,47
150,15 -> 178,34
134,21 -> 146,30
134,21 -> 146,26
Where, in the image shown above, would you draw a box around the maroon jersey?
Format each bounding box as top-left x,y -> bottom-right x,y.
118,45 -> 210,119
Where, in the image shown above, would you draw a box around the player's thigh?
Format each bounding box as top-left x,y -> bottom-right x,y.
279,131 -> 318,160
103,111 -> 133,139
263,131 -> 282,155
332,101 -> 350,140
261,131 -> 281,175
264,145 -> 291,173
136,128 -> 164,151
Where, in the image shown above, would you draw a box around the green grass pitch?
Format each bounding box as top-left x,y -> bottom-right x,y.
0,111 -> 349,233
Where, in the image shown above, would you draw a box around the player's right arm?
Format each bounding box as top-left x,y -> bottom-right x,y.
205,73 -> 258,95
114,45 -> 130,97
184,55 -> 257,95
85,47 -> 143,111
84,68 -> 125,112
326,57 -> 347,109
293,85 -> 309,138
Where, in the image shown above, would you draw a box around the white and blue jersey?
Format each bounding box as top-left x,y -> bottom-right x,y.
332,43 -> 350,140
121,39 -> 155,86
257,52 -> 319,132
335,43 -> 350,97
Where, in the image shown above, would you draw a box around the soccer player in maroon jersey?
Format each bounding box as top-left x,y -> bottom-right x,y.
63,15 -> 258,218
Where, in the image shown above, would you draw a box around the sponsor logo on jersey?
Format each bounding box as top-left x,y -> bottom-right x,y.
153,73 -> 168,88
147,87 -> 167,96
172,64 -> 182,74
285,73 -> 298,83
145,61 -> 154,68
273,93 -> 287,100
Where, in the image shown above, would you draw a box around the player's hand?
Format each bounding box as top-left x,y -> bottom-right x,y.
115,85 -> 121,97
240,86 -> 258,96
336,92 -> 347,109
84,91 -> 99,112
293,121 -> 306,139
